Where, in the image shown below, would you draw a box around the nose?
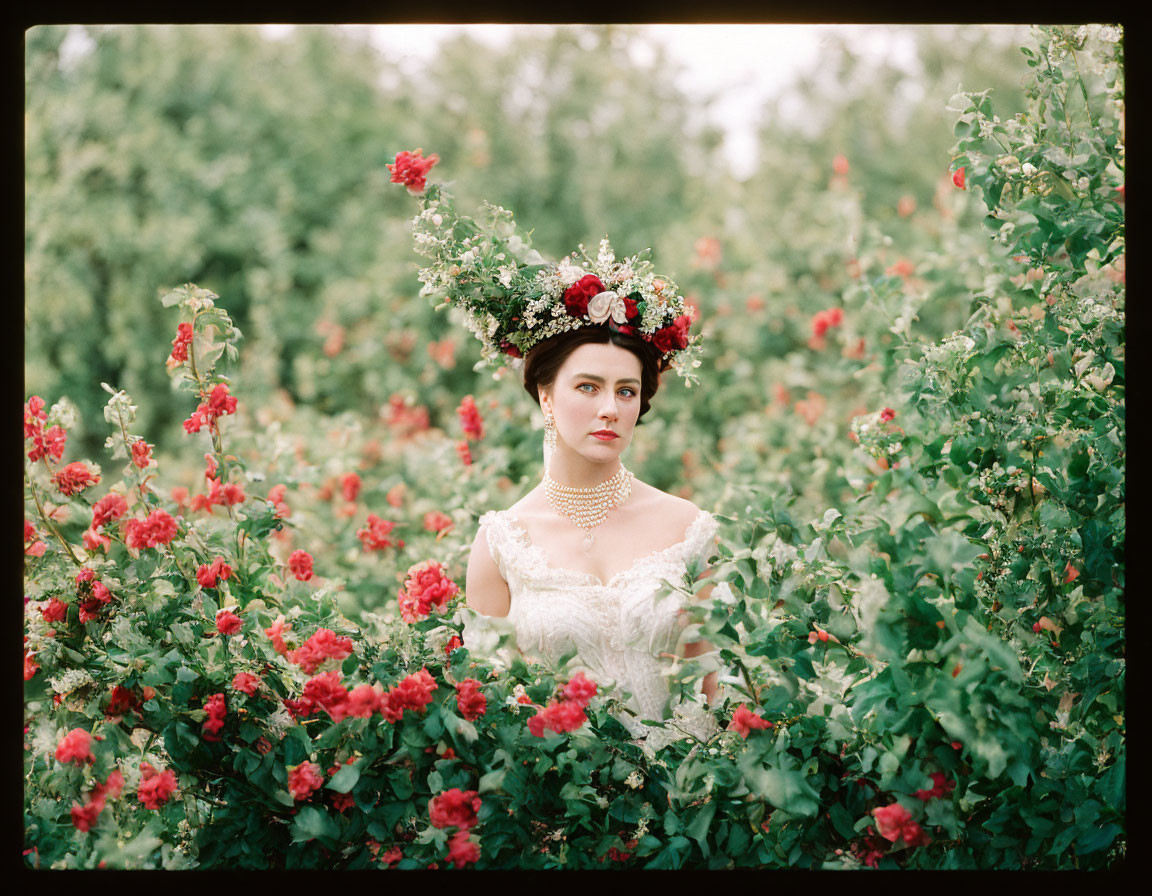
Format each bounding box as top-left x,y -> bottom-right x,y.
598,394 -> 619,421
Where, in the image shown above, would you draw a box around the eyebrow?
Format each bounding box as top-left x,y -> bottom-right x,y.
573,373 -> 641,386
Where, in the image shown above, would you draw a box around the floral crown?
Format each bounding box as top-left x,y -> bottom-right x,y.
388,149 -> 703,385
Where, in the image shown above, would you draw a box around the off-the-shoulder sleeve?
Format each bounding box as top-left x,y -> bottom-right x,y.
477,510 -> 511,581
683,510 -> 720,569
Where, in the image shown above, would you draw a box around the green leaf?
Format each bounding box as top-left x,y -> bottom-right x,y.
291,805 -> 339,843
326,763 -> 361,794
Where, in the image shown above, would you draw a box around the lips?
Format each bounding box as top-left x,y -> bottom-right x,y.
591,430 -> 619,440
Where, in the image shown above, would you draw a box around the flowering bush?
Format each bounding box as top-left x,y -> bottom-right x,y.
24,25 -> 1121,870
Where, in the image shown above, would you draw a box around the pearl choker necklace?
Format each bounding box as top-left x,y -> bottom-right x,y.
544,463 -> 633,551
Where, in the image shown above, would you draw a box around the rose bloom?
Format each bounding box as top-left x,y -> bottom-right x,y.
170,322 -> 193,362
424,510 -> 454,534
123,509 -> 178,550
446,830 -> 481,869
91,492 -> 129,529
341,472 -> 361,503
301,670 -> 351,723
197,556 -> 234,589
651,314 -> 692,354
357,514 -> 402,552
879,407 -> 896,422
398,560 -> 459,623
41,597 -> 68,624
429,788 -> 482,830
288,761 -> 325,801
873,803 -> 931,847
137,762 -> 178,810
527,699 -> 587,737
386,148 -> 440,192
287,627 -> 354,675
52,461 -> 101,497
561,671 -> 597,707
455,678 -> 487,721
288,548 -> 314,581
455,440 -> 473,466
106,685 -> 140,717
264,614 -> 292,655
728,705 -> 773,738
130,439 -> 153,468
215,609 -> 243,635
444,634 -> 463,656
231,672 -> 261,696
202,692 -> 227,741
55,728 -> 96,765
346,682 -> 386,718
28,424 -> 68,463
563,274 -> 606,318
380,668 -> 438,722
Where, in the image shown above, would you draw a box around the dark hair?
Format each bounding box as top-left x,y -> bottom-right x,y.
523,325 -> 667,421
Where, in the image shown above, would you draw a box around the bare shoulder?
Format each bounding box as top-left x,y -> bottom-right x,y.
627,479 -> 703,533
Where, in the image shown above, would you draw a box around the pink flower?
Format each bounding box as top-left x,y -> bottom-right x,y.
130,439 -> 153,468
346,682 -> 386,718
357,515 -> 402,552
527,699 -> 587,737
380,668 -> 438,722
264,614 -> 292,655
727,705 -> 773,738
27,425 -> 67,463
287,627 -> 354,675
457,395 -> 484,441
387,148 -> 440,193
341,472 -> 361,503
170,322 -> 194,362
91,493 -> 129,529
873,803 -> 931,847
833,154 -> 850,175
55,728 -> 96,765
137,762 -> 178,809
288,761 -> 325,801
397,560 -> 459,623
197,556 -> 234,588
288,549 -> 314,581
302,670 -> 352,723
123,509 -> 178,550
445,830 -> 481,869
561,671 -> 597,707
52,461 -> 101,497
879,407 -> 896,422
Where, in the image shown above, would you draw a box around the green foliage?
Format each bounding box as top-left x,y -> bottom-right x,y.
25,24 -> 1122,870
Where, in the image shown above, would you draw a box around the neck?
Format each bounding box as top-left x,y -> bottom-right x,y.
545,449 -> 624,489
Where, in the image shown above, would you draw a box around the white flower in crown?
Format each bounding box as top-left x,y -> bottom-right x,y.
587,290 -> 629,325
556,257 -> 586,286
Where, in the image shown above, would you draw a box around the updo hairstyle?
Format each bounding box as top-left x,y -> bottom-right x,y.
522,325 -> 667,422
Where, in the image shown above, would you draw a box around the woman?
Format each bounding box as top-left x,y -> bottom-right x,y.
391,150 -> 720,746
464,324 -> 721,747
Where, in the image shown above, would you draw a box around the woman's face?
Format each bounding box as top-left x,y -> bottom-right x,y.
540,341 -> 644,465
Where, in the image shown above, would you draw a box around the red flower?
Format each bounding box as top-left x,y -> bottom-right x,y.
24,649 -> 39,681
231,672 -> 261,696
728,704 -> 773,738
24,395 -> 47,436
381,668 -> 438,722
202,692 -> 228,741
424,510 -> 454,534
24,518 -> 48,557
810,307 -> 844,340
457,395 -> 485,441
288,549 -> 314,581
130,439 -> 153,469
27,424 -> 67,463
455,678 -> 487,721
170,322 -> 194,362
357,514 -> 402,552
380,846 -> 403,866
444,634 -> 463,656
455,440 -> 473,466
886,259 -> 915,279
52,461 -> 101,497
833,154 -> 850,175
398,560 -> 459,623
346,682 -> 386,718
1062,561 -> 1080,584
215,609 -> 242,635
561,671 -> 598,707
651,314 -> 692,354
41,597 -> 68,624
873,802 -> 930,847
387,148 -> 440,193
301,670 -> 352,722
91,493 -> 129,529
137,762 -> 178,809
879,407 -> 896,422
183,383 -> 238,433
914,771 -> 956,801
106,685 -> 140,717
341,472 -> 361,503
123,509 -> 178,550
527,699 -> 587,737
331,791 -> 356,813
429,788 -> 482,830
446,830 -> 481,868
197,556 -> 234,589
55,728 -> 96,765
288,761 -> 325,801
287,627 -> 354,675
499,340 -> 522,358
952,166 -> 966,190
563,274 -> 606,318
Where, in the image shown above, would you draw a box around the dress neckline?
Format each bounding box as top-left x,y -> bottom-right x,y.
494,507 -> 712,589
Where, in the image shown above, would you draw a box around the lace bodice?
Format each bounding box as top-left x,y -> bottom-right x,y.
478,507 -> 721,749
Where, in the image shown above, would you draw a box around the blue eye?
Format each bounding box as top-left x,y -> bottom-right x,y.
578,383 -> 596,393
618,388 -> 637,398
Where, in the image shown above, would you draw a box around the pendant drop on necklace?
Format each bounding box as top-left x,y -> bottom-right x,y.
582,531 -> 595,552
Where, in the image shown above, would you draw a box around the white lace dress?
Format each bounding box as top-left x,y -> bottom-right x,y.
477,507 -> 721,751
